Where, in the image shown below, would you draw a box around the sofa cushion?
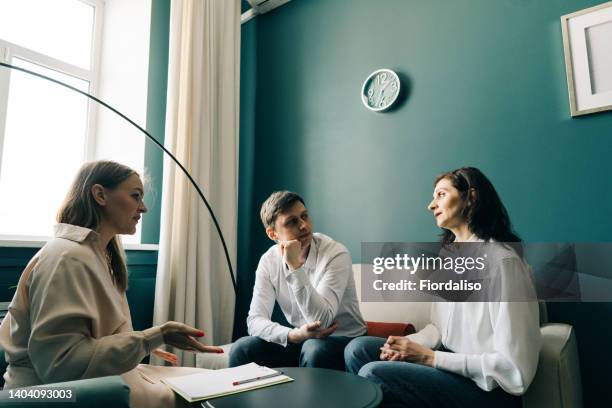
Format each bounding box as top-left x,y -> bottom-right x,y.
366,321 -> 415,338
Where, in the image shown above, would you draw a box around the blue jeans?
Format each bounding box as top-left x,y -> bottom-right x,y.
344,336 -> 522,408
229,335 -> 352,370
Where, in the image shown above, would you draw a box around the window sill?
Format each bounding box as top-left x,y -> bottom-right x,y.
0,236 -> 159,251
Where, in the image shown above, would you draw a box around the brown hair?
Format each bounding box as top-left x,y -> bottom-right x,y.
56,160 -> 138,291
260,191 -> 305,229
434,167 -> 522,255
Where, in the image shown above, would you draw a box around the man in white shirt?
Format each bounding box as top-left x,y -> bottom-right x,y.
229,191 -> 366,370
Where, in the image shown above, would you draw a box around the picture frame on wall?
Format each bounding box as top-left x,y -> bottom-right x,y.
561,1 -> 612,117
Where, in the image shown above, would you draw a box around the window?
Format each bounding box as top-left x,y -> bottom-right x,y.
0,0 -> 149,245
0,0 -> 95,69
0,58 -> 91,238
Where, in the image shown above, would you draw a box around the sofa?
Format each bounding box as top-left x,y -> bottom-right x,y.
0,262 -> 582,408
0,350 -> 130,408
197,264 -> 584,408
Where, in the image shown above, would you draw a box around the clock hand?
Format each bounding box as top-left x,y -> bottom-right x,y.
375,76 -> 388,106
377,77 -> 395,105
379,83 -> 390,106
380,79 -> 392,92
375,76 -> 383,105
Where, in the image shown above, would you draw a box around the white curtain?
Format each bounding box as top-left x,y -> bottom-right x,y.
153,0 -> 240,367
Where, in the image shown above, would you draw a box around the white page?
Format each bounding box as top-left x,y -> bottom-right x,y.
163,363 -> 292,400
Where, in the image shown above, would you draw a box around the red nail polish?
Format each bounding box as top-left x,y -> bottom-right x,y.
197,331 -> 205,337
217,349 -> 224,353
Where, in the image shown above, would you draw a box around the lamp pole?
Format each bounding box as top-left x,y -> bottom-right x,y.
0,61 -> 237,294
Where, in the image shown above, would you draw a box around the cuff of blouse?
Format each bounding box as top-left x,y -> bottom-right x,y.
143,326 -> 165,354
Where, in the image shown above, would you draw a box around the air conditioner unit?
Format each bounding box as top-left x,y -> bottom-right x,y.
247,0 -> 291,15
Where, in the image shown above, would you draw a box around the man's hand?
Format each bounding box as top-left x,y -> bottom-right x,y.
379,335 -> 435,366
287,320 -> 338,344
280,239 -> 304,270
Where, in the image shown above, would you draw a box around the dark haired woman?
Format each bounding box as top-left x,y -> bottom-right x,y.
344,167 -> 540,408
0,161 -> 223,408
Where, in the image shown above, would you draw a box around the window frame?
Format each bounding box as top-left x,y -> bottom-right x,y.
0,0 -> 105,241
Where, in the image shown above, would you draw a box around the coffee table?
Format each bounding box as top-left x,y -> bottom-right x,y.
202,367 -> 382,408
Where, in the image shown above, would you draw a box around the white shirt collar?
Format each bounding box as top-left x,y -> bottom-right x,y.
302,236 -> 318,270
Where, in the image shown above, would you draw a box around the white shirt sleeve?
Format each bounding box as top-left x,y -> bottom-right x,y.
283,250 -> 351,329
405,303 -> 442,349
246,257 -> 292,346
406,324 -> 442,350
433,258 -> 541,395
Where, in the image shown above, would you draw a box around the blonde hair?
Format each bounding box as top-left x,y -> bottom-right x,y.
56,160 -> 138,291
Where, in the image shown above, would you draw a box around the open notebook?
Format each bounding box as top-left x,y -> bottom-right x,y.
161,363 -> 294,402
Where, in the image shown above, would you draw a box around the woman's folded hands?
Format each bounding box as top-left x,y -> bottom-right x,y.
379,335 -> 435,367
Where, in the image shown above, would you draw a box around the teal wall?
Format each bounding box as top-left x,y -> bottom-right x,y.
235,0 -> 612,404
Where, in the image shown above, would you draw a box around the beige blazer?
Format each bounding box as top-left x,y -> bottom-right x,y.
0,224 -> 203,407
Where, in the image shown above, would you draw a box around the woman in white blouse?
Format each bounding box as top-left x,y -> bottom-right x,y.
0,160 -> 223,408
345,167 -> 540,408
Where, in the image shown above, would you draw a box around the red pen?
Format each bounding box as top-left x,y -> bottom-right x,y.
232,371 -> 284,386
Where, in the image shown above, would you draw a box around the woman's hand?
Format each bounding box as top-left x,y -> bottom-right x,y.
152,348 -> 178,366
160,321 -> 224,354
379,335 -> 435,367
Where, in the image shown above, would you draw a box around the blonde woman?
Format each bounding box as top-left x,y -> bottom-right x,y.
0,160 -> 223,407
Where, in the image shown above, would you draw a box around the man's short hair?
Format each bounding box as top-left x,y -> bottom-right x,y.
260,191 -> 306,230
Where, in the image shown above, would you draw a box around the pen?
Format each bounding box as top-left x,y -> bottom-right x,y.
232,371 -> 284,386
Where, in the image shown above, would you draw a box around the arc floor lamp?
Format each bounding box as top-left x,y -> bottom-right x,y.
0,61 -> 237,294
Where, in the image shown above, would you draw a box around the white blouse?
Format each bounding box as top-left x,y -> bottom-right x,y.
407,240 -> 541,395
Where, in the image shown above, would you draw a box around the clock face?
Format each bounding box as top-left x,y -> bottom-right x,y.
361,69 -> 400,112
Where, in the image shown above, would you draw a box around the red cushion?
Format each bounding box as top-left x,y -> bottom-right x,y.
366,321 -> 416,338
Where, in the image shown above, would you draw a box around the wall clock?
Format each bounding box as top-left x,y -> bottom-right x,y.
361,68 -> 401,112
